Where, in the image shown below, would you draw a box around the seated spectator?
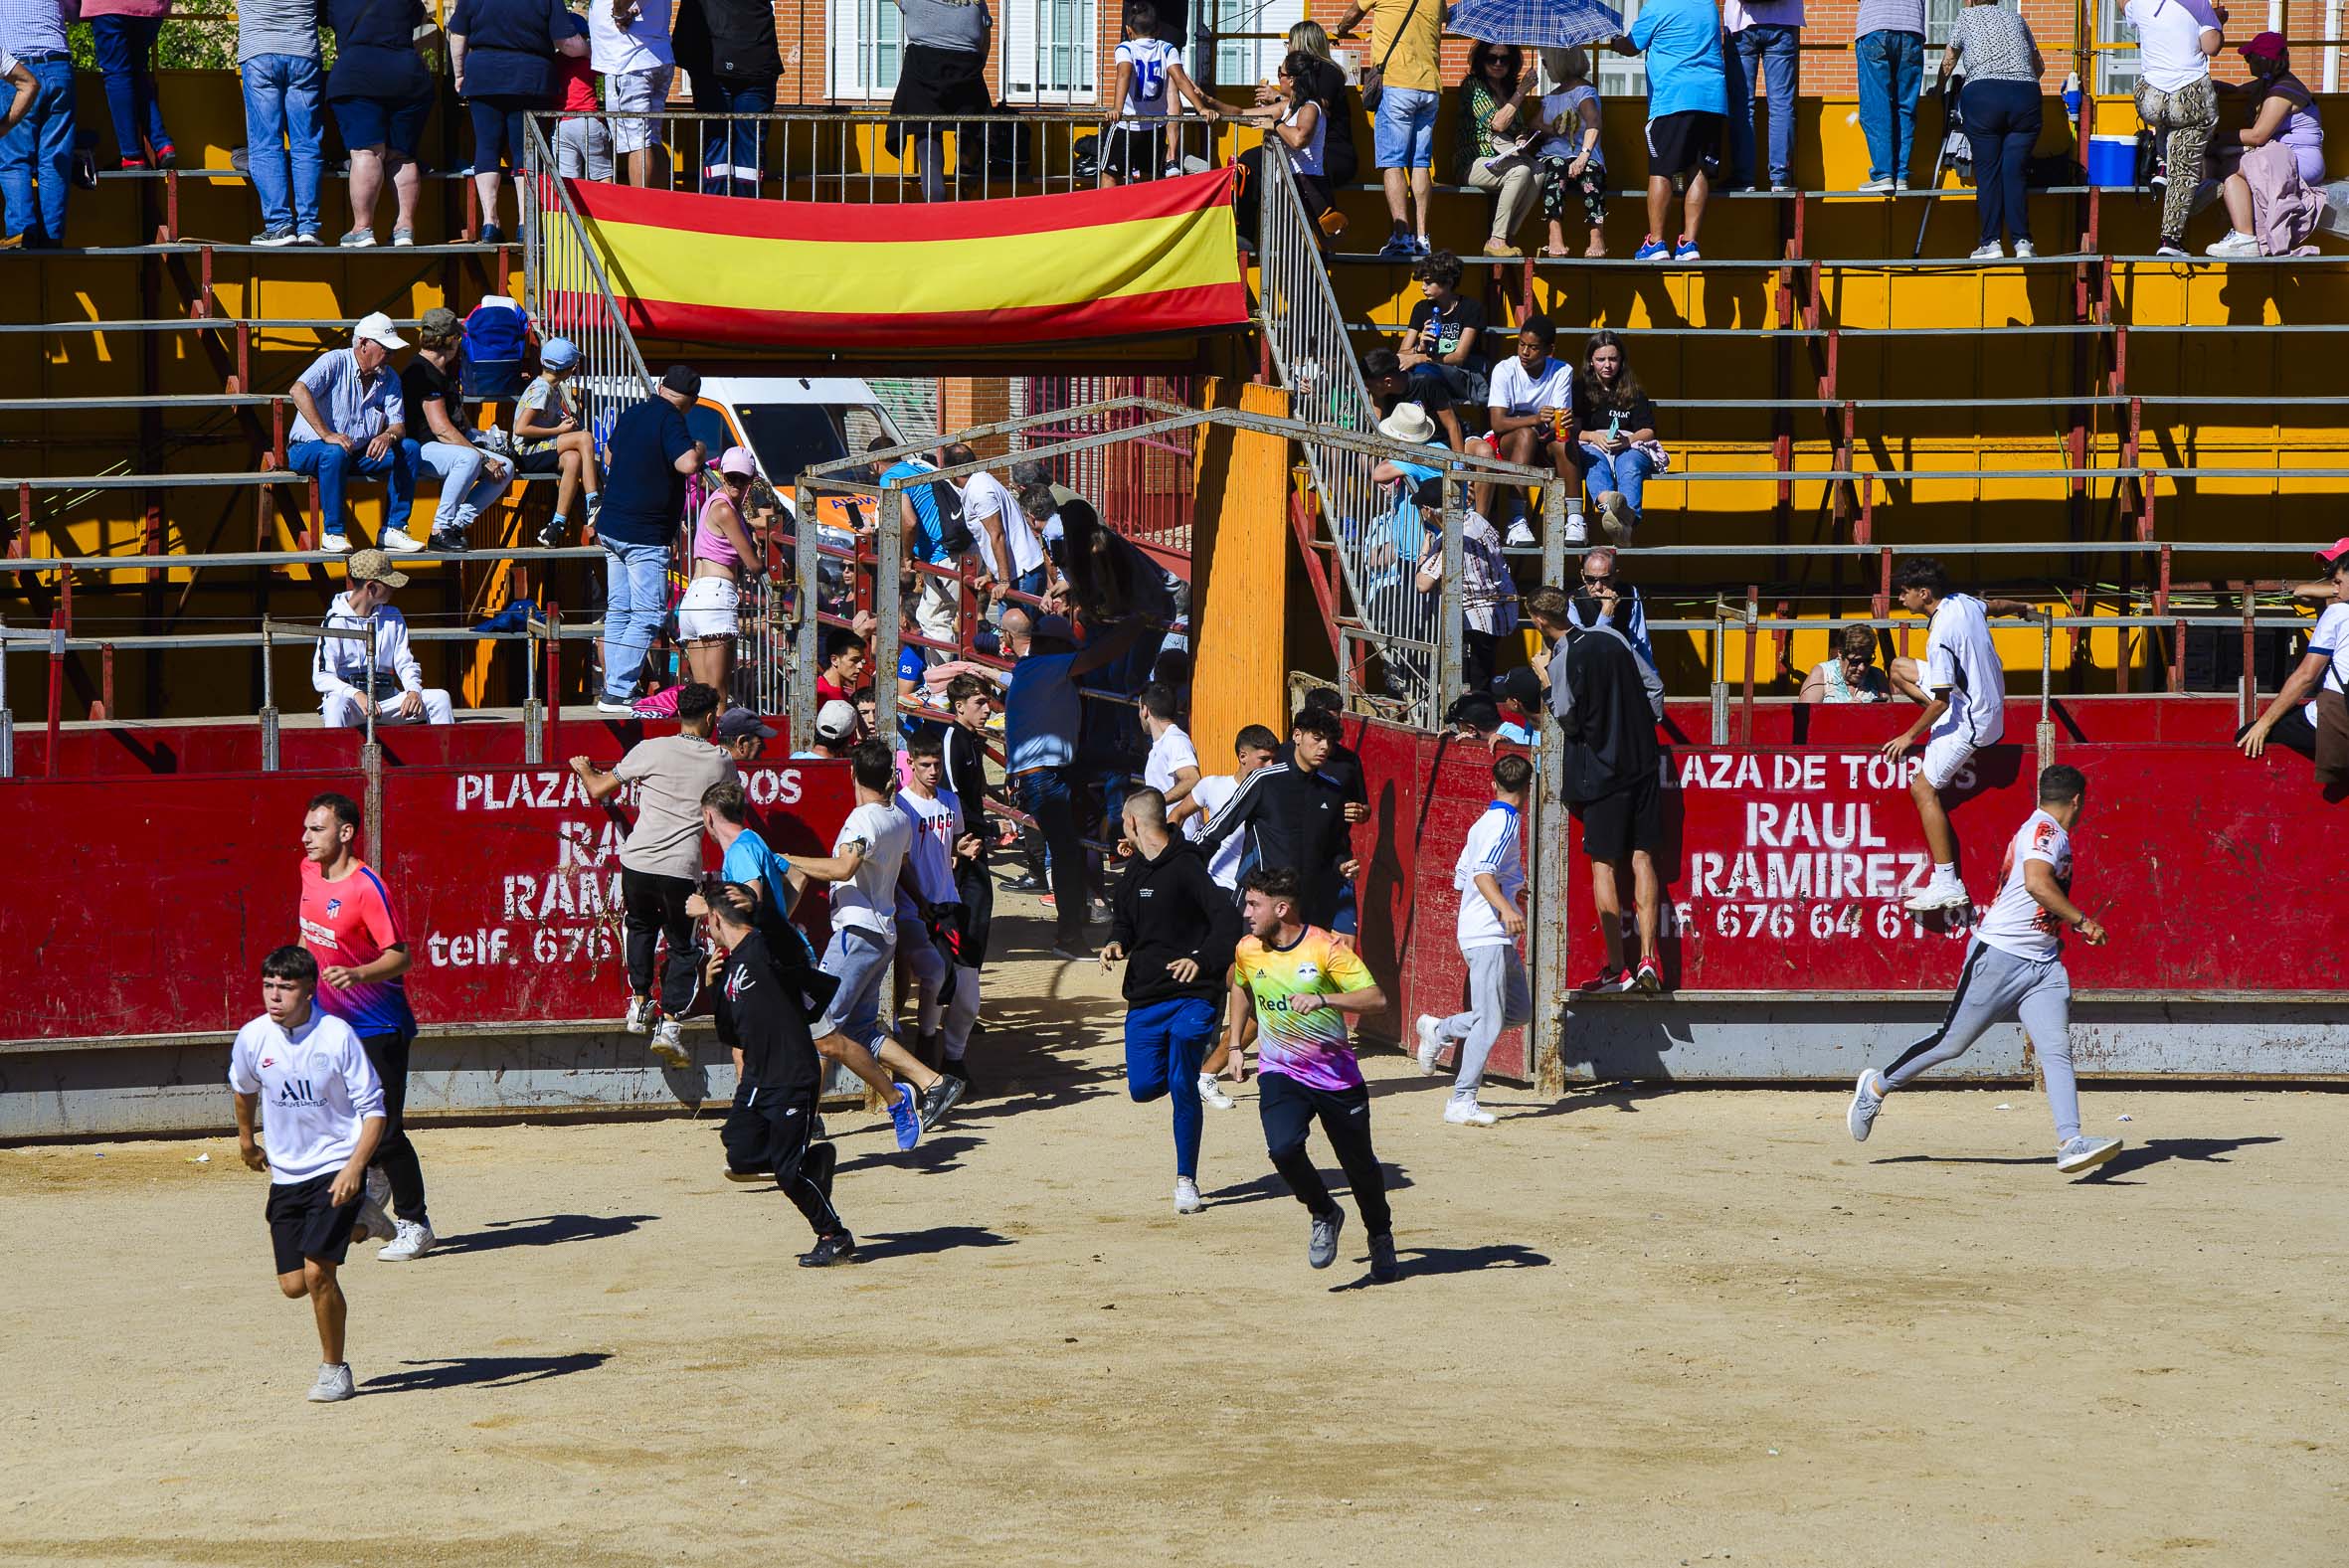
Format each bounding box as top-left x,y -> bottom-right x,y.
815,626 -> 869,707
1,0 -> 76,249
325,0 -> 433,247
1232,53 -> 1337,243
84,0 -> 176,171
314,550 -> 455,728
1572,328 -> 1662,543
1852,0 -> 1925,194
449,0 -> 582,247
1606,0 -> 1726,260
239,0 -> 328,246
512,337 -> 603,547
1722,0 -> 1802,193
402,306 -> 511,552
1801,622 -> 1892,703
2207,33 -> 2327,258
1534,47 -> 1608,260
1398,249 -> 1489,413
2238,539 -> 2349,789
1566,544 -> 1656,671
1483,314 -> 1576,516
2125,0 -> 2223,258
1279,20 -> 1358,186
287,313 -> 420,555
592,0 -> 673,187
1451,41 -> 1536,259
1936,0 -> 2043,261
1365,346 -> 1464,451
551,0 -> 611,181
1410,475 -> 1515,695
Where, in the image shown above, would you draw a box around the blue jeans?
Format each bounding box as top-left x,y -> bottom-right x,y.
0,57 -> 76,246
90,16 -> 172,164
415,439 -> 510,535
601,538 -> 671,701
1578,441 -> 1655,514
288,436 -> 418,540
696,77 -> 776,195
1126,995 -> 1217,1179
1015,766 -> 1088,948
1855,30 -> 1924,183
1726,23 -> 1800,187
241,54 -> 325,235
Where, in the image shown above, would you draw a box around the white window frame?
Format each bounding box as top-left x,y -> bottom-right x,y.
1598,0 -> 1645,98
999,0 -> 1098,104
829,0 -> 907,100
1203,0 -> 1304,92
2096,0 -> 2141,93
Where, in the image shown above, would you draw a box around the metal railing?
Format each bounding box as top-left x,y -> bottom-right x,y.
1013,376 -> 1200,569
521,118 -> 657,448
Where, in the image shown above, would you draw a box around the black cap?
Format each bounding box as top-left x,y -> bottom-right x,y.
714,708 -> 779,742
1447,693 -> 1503,731
1494,666 -> 1542,712
660,364 -> 701,399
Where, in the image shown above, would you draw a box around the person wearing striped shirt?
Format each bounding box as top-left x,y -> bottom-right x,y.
1413,754 -> 1535,1126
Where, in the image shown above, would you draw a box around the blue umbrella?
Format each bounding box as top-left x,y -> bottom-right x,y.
1445,0 -> 1627,49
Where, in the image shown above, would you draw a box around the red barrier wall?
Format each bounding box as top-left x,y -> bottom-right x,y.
9,714 -> 792,779
0,760 -> 852,1042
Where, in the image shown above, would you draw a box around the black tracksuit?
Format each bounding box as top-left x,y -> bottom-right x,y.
715,931 -> 845,1242
1108,839 -> 1244,1007
1195,760 -> 1354,928
942,721 -> 999,967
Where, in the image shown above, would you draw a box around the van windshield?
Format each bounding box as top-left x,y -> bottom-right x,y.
735,403 -> 850,488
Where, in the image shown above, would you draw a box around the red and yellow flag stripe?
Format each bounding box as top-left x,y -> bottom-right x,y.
547,168 -> 1249,349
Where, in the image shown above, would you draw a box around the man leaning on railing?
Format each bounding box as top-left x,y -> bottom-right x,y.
314,550 -> 456,728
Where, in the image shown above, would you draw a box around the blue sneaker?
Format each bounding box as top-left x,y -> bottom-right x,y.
1634,238 -> 1671,261
1376,232 -> 1415,261
890,1084 -> 922,1151
1673,238 -> 1703,261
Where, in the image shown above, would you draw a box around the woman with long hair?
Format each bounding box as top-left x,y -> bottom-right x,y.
676,447 -> 765,700
1451,41 -> 1537,257
1268,19 -> 1358,187
1572,329 -> 1661,542
1232,52 -> 1336,240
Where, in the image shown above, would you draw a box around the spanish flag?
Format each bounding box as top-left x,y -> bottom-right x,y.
545,168 -> 1249,351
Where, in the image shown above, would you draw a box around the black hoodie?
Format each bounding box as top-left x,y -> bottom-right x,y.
1108,838 -> 1244,1007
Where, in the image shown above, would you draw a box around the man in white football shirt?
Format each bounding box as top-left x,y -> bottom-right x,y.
1412,754 -> 1535,1127
894,730 -> 984,1081
1846,765 -> 2122,1176
228,946 -> 387,1404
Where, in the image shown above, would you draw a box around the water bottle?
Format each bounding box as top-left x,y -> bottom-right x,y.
2063,71 -> 2081,125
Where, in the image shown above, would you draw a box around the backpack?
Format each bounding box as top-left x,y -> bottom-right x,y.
928,476 -> 976,558
461,295 -> 531,399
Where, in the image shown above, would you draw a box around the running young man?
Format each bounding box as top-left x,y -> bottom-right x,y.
1196,707 -> 1357,931
706,882 -> 861,1266
896,731 -> 984,1085
1227,867 -> 1398,1281
297,791 -> 424,1259
785,739 -> 966,1138
1180,723 -> 1281,1109
229,946 -> 387,1403
1847,764 -> 2123,1176
1413,754 -> 1534,1127
1883,557 -> 2034,914
1103,785 -> 1244,1215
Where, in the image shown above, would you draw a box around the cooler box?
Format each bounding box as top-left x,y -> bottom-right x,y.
2086,134 -> 2139,188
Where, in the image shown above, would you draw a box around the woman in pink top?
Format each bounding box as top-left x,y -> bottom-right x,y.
676,445 -> 764,698
83,0 -> 178,169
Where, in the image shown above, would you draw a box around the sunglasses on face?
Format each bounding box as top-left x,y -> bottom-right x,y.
1580,572 -> 1611,586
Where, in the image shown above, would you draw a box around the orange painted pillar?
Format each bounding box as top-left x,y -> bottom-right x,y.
1187,380 -> 1291,765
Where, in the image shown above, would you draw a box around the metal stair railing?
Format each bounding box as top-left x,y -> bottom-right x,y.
520,119 -> 658,438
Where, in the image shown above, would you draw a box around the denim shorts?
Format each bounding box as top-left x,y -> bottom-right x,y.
330,89 -> 432,156
1373,87 -> 1439,169
816,925 -> 895,1053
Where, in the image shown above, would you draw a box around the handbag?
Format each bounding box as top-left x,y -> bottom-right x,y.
1357,0 -> 1423,113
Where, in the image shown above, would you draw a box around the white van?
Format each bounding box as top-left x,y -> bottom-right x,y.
680,375 -> 912,515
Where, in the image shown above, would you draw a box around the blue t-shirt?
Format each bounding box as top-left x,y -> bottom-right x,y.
721,828 -> 816,963
597,397 -> 697,546
447,0 -> 571,100
882,458 -> 949,565
1629,0 -> 1728,119
326,0 -> 434,101
1004,650 -> 1083,773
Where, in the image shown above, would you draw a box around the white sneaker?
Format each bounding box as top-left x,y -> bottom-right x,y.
1413,1013 -> 1447,1074
1848,1067 -> 1886,1142
624,994 -> 653,1034
379,529 -> 425,554
379,1217 -> 436,1261
1504,519 -> 1536,548
2205,230 -> 2259,259
650,1018 -> 688,1068
1174,1176 -> 1203,1214
596,698 -> 637,717
1969,242 -> 2004,261
1195,1072 -> 1236,1111
2056,1134 -> 2123,1174
306,1362 -> 357,1403
318,533 -> 351,554
1859,176 -> 1896,194
1902,869 -> 1971,914
1894,176 -> 1911,192
2013,240 -> 2038,259
1444,1097 -> 1497,1127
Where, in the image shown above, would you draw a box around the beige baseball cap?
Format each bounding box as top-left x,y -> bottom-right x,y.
347,548 -> 409,589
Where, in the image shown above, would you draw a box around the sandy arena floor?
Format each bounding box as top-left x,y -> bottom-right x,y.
3,898 -> 2345,1567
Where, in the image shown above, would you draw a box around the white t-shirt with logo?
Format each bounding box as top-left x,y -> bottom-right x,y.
894,786 -> 964,914
1117,36 -> 1180,123
1187,773 -> 1245,887
1974,808 -> 2073,962
226,1008 -> 386,1184
1924,592 -> 2007,745
2299,602 -> 2349,726
1144,723 -> 1199,796
1487,355 -> 1574,419
1453,801 -> 1527,949
959,469 -> 1048,580
828,799 -> 911,937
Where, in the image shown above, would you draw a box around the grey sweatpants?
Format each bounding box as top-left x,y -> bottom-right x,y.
1438,944 -> 1534,1097
1883,940 -> 2080,1142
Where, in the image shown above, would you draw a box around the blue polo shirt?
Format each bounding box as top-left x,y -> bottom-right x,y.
1004,650 -> 1082,773
882,458 -> 949,565
1629,0 -> 1728,119
597,397 -> 697,547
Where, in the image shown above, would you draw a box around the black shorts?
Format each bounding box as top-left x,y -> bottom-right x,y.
1100,124 -> 1168,182
1572,772 -> 1664,862
265,1170 -> 362,1276
1645,110 -> 1723,181
512,445 -> 564,475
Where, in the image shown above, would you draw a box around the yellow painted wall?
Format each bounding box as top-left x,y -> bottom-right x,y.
1187,380 -> 1293,761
